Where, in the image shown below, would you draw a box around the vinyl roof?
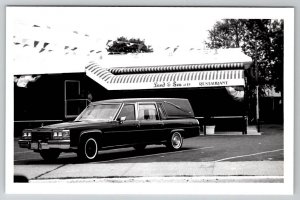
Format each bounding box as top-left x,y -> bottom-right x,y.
92,98 -> 189,104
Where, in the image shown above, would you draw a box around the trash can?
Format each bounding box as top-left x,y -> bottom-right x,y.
206,125 -> 216,135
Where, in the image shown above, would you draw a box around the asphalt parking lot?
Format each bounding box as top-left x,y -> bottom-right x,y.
13,124 -> 284,183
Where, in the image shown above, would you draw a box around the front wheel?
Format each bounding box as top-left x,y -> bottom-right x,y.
166,132 -> 183,151
40,150 -> 61,161
77,137 -> 99,161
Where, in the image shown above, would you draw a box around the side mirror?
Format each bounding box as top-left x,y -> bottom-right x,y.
119,116 -> 126,123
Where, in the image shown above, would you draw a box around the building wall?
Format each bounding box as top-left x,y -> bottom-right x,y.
14,73 -> 87,136
14,73 -> 247,136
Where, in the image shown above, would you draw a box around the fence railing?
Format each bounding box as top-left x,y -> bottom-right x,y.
195,115 -> 247,135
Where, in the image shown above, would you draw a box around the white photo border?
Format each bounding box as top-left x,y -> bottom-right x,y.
5,7 -> 294,195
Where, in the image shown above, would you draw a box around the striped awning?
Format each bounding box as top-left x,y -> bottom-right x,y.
86,62 -> 245,90
108,62 -> 245,74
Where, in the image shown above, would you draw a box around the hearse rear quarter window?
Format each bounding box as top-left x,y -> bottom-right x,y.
138,104 -> 158,120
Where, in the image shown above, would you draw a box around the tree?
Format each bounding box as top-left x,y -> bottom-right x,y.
206,19 -> 246,49
106,36 -> 153,54
206,19 -> 284,124
205,19 -> 284,94
242,19 -> 284,93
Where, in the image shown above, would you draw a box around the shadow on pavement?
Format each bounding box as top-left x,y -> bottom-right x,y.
15,146 -> 195,165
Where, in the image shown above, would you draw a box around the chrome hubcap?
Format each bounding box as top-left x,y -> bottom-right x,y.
172,133 -> 182,149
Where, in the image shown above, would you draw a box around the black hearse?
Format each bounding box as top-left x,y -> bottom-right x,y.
18,98 -> 200,161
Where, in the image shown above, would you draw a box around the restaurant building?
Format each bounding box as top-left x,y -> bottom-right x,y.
13,48 -> 253,136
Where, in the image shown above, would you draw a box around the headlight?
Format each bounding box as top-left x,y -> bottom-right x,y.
22,131 -> 32,139
53,132 -> 58,137
53,130 -> 70,139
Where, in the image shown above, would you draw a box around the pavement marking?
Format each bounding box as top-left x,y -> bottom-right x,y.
14,147 -> 214,163
214,149 -> 284,162
14,158 -> 41,162
14,151 -> 34,154
34,164 -> 67,179
91,146 -> 214,164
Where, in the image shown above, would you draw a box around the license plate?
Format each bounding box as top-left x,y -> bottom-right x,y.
31,142 -> 38,150
40,143 -> 49,149
31,142 -> 49,150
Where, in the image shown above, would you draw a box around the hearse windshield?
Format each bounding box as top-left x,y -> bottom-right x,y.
75,103 -> 121,121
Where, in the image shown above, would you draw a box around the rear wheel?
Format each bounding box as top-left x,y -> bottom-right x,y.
166,132 -> 183,150
40,150 -> 61,161
77,137 -> 98,161
133,144 -> 146,151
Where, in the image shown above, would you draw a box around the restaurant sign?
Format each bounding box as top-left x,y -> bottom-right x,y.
109,79 -> 245,90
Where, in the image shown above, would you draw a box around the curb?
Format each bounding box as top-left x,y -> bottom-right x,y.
206,132 -> 261,136
30,176 -> 284,183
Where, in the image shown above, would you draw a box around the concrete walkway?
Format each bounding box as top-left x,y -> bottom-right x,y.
20,161 -> 283,183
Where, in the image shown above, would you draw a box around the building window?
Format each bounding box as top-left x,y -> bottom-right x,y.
64,80 -> 88,118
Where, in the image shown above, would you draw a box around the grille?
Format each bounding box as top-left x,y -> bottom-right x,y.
31,131 -> 52,142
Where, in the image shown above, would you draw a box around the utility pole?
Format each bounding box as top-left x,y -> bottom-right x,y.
255,41 -> 260,132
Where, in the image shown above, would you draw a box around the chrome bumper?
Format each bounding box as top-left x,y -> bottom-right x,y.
18,140 -> 70,150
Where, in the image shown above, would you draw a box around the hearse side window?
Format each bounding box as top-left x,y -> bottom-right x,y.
138,104 -> 158,120
117,104 -> 135,120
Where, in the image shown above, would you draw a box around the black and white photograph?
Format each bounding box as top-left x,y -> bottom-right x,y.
5,7 -> 294,194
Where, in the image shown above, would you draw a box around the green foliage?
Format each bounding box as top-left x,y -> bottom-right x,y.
106,37 -> 153,54
205,19 -> 283,93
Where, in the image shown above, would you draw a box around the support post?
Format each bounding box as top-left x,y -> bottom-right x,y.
255,41 -> 260,132
256,85 -> 260,132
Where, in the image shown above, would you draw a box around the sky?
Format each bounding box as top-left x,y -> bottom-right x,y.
7,7 -> 221,53
7,7 -> 291,75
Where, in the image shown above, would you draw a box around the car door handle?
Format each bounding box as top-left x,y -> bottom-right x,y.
158,123 -> 164,127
